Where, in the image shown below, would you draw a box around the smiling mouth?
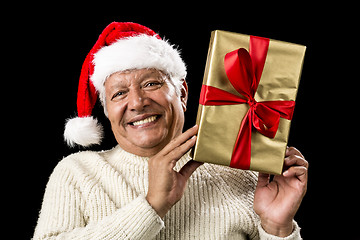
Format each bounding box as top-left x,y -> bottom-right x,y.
129,115 -> 159,126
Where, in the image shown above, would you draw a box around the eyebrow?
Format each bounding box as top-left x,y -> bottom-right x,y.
138,69 -> 165,82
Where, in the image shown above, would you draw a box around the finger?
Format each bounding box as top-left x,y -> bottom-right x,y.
286,146 -> 304,158
256,172 -> 270,188
161,125 -> 198,155
283,166 -> 308,183
284,155 -> 309,169
167,135 -> 197,161
179,160 -> 203,179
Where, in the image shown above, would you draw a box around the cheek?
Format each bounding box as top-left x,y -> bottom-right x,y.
153,92 -> 177,116
106,100 -> 126,126
159,93 -> 184,128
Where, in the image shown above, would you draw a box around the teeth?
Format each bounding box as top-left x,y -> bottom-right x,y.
132,116 -> 157,126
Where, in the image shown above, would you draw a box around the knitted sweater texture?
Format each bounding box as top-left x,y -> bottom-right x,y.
33,146 -> 301,239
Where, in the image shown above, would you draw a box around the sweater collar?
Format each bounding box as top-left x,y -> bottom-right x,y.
104,145 -> 192,170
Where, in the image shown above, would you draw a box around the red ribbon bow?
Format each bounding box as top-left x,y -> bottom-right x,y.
199,36 -> 295,169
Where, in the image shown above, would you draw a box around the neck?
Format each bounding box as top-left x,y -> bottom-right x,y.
116,140 -> 169,157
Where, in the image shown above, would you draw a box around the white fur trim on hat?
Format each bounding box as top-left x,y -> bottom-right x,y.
91,34 -> 187,96
64,116 -> 104,147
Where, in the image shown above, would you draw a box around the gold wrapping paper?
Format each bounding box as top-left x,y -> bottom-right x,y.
193,30 -> 306,175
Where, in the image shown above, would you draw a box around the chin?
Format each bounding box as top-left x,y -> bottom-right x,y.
132,132 -> 169,148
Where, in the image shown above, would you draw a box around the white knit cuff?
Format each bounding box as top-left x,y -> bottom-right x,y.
258,220 -> 301,240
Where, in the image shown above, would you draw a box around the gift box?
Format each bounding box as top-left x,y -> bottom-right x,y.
192,30 -> 306,175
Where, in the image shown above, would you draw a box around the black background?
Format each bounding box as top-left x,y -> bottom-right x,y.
6,3 -> 357,239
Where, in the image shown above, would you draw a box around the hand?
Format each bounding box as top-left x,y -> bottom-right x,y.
146,125 -> 203,218
253,147 -> 308,237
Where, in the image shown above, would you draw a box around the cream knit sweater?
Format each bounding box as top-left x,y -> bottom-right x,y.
33,146 -> 301,239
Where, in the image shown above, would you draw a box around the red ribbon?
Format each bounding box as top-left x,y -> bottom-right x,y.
199,36 -> 295,169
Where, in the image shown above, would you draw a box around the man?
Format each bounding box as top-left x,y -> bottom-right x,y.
34,22 -> 308,239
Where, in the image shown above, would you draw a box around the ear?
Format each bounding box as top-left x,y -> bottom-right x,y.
180,80 -> 188,112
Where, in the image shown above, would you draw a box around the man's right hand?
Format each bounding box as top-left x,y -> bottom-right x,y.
146,125 -> 202,218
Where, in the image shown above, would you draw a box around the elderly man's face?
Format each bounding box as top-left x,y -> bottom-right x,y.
105,69 -> 187,157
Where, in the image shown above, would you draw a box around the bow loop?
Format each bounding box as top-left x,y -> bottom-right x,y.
225,48 -> 255,100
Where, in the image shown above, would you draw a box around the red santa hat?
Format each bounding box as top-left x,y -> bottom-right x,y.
64,22 -> 187,147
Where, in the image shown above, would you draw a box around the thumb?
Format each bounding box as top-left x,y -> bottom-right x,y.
179,160 -> 203,179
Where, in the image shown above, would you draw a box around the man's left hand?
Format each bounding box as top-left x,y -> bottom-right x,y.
253,147 -> 308,237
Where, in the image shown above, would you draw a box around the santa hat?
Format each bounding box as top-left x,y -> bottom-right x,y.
64,22 -> 187,147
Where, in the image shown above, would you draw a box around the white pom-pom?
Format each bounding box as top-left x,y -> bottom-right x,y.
64,116 -> 103,147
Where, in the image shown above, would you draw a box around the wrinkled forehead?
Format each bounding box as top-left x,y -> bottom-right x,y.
105,68 -> 170,89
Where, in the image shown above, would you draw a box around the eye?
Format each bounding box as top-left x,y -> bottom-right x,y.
111,90 -> 126,100
143,80 -> 164,90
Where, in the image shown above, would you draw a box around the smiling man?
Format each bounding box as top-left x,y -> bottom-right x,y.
33,22 -> 308,239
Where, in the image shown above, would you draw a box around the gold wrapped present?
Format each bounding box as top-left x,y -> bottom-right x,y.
192,30 -> 306,175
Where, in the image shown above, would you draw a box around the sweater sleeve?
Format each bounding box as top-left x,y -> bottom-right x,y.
257,220 -> 302,240
33,162 -> 164,240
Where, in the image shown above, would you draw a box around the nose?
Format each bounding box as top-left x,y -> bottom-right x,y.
127,88 -> 148,111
